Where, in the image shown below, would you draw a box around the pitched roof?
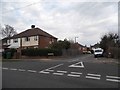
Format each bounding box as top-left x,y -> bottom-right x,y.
2,37 -> 9,42
75,42 -> 85,47
11,28 -> 57,39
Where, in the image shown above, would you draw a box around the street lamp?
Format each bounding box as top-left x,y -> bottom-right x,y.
75,37 -> 78,43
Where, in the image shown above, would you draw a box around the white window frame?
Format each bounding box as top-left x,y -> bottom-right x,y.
25,37 -> 30,42
34,36 -> 38,41
13,38 -> 18,43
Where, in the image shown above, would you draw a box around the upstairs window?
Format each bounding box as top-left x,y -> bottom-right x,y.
52,39 -> 54,43
8,39 -> 11,44
25,37 -> 30,41
13,39 -> 18,43
34,36 -> 38,41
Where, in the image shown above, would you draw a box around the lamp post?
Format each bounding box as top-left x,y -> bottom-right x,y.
75,37 -> 78,43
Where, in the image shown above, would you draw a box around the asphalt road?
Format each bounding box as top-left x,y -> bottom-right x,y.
2,54 -> 120,88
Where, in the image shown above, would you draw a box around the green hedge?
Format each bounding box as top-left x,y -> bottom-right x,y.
21,48 -> 62,56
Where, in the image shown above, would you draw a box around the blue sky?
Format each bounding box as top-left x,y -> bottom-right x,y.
0,0 -> 119,46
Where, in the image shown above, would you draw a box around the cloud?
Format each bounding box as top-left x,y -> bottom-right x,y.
1,1 -> 118,46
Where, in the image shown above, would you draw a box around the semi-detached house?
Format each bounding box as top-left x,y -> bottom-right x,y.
3,25 -> 57,49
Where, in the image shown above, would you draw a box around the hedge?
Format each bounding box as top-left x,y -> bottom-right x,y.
109,47 -> 120,59
21,48 -> 62,56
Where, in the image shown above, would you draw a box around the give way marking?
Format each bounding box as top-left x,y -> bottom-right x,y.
68,62 -> 84,68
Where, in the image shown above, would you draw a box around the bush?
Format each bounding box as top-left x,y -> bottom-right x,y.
104,47 -> 120,59
21,48 -> 62,56
111,47 -> 120,59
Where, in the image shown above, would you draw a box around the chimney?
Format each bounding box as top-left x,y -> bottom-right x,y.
31,25 -> 35,29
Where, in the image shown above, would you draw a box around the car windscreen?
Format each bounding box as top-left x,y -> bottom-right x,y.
94,50 -> 102,52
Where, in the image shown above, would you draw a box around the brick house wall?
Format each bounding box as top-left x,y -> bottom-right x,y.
39,36 -> 57,48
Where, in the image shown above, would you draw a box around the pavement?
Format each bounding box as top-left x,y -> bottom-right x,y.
1,54 -> 119,64
1,54 -> 120,88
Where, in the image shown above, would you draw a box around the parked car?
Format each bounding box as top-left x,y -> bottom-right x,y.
93,48 -> 103,58
87,51 -> 91,54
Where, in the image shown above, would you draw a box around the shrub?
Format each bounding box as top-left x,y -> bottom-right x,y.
21,48 -> 62,56
105,47 -> 120,59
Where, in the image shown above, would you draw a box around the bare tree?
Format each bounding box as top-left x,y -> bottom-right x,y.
2,24 -> 17,38
0,24 -> 2,39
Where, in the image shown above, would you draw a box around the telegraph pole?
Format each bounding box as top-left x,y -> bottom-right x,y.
75,37 -> 78,43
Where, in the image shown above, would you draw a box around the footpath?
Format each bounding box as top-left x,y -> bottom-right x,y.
1,54 -> 119,64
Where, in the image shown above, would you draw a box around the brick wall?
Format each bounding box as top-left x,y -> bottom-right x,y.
39,36 -> 57,48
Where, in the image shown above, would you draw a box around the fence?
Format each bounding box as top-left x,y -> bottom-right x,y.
62,49 -> 82,56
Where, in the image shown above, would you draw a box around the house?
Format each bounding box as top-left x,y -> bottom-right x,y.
0,40 -> 3,52
2,25 -> 57,49
1,37 -> 10,50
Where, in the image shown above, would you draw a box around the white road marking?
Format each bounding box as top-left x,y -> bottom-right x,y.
85,76 -> 100,80
67,74 -> 80,77
86,73 -> 101,80
87,73 -> 101,77
39,71 -> 50,74
106,76 -> 120,79
53,72 -> 64,76
18,69 -> 26,72
45,64 -> 64,70
10,68 -> 17,71
70,72 -> 82,75
27,70 -> 37,73
5,67 -> 120,83
106,79 -> 120,83
68,62 -> 84,68
57,70 -> 67,73
45,69 -> 54,72
2,67 -> 8,70
106,75 -> 120,83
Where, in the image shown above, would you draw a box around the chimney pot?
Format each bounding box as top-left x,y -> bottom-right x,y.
31,25 -> 35,28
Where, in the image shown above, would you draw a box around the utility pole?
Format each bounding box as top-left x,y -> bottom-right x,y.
75,37 -> 78,43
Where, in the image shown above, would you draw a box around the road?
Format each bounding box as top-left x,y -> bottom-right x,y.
2,54 -> 120,88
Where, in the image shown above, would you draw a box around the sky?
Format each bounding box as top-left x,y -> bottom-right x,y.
0,0 -> 119,46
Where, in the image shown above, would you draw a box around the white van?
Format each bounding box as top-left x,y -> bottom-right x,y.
93,48 -> 103,58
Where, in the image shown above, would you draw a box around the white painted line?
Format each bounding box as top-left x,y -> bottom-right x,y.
27,70 -> 37,73
10,68 -> 17,71
87,73 -> 101,77
39,71 -> 50,74
57,70 -> 67,73
70,72 -> 82,75
53,73 -> 64,76
106,76 -> 120,79
106,79 -> 120,83
67,74 -> 80,77
85,76 -> 100,80
69,62 -> 84,68
2,67 -> 8,70
18,69 -> 26,72
45,69 -> 54,72
45,64 -> 64,70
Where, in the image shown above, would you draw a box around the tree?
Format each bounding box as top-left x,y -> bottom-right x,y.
0,24 -> 2,39
49,39 -> 71,50
100,33 -> 119,51
99,33 -> 119,58
1,24 -> 17,38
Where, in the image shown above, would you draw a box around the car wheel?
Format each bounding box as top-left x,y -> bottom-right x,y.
94,55 -> 97,58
